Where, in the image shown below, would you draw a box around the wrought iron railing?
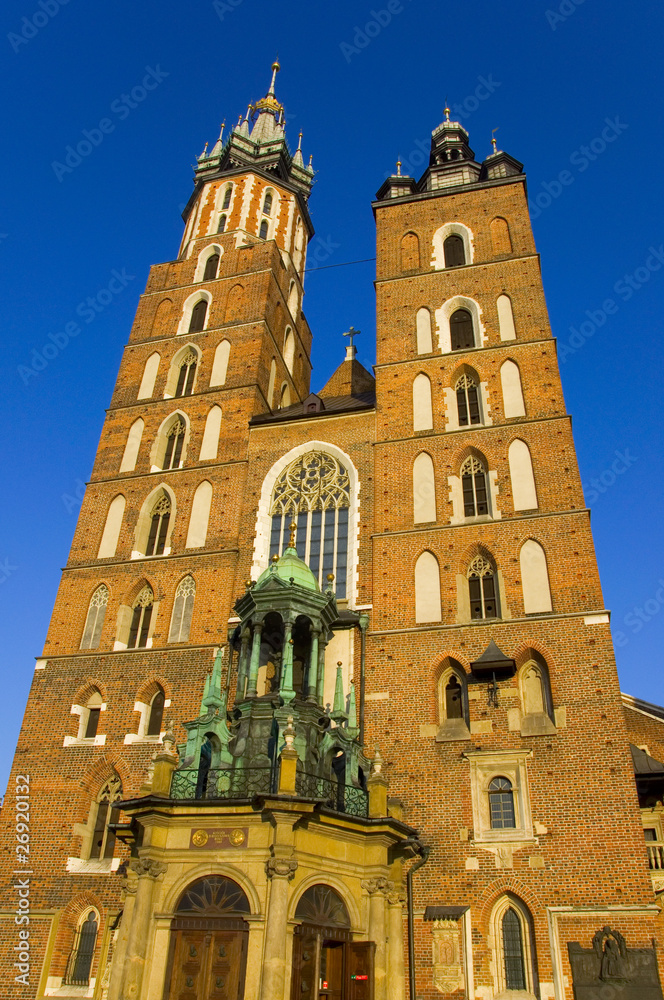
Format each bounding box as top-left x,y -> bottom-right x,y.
169,765 -> 368,817
63,948 -> 93,987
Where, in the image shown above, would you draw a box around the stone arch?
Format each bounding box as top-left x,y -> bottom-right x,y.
194,243 -> 223,283
177,290 -> 212,336
149,410 -> 191,471
162,863 -> 262,916
79,754 -> 131,799
431,221 -> 474,270
132,484 -> 177,557
135,674 -> 173,707
72,677 -> 108,708
48,893 -> 104,980
164,343 -> 202,398
289,874 -> 361,930
435,294 -> 485,354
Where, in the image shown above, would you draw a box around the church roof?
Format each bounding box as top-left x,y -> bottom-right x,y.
319,356 -> 376,398
250,391 -> 375,426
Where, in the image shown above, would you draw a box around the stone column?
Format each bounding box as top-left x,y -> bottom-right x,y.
106,867 -> 138,1000
316,638 -> 327,705
260,857 -> 298,1000
387,890 -> 406,1000
306,628 -> 320,703
361,877 -> 392,1000
236,627 -> 251,700
118,858 -> 166,1000
246,622 -> 263,698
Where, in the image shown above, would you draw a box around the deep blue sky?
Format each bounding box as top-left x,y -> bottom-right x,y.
1,0 -> 662,790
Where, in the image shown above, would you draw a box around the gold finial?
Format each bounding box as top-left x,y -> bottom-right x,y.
245,578 -> 253,588
396,159 -> 402,177
327,573 -> 335,582
271,553 -> 280,563
491,127 -> 499,154
337,660 -> 342,667
289,520 -> 297,547
297,130 -> 303,151
444,101 -> 451,122
272,58 -> 280,72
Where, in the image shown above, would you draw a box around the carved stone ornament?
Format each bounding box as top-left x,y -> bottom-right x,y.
387,890 -> 406,906
568,926 -> 664,1000
361,876 -> 394,895
129,857 -> 167,880
432,918 -> 465,994
265,857 -> 298,880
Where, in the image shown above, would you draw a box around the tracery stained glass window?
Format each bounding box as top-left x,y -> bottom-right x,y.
468,554 -> 498,619
294,884 -> 350,927
461,456 -> 489,517
269,452 -> 351,598
90,776 -> 122,859
455,374 -> 481,426
80,585 -> 108,650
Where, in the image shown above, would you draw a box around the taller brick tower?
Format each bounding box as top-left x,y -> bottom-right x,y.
0,77 -> 660,1000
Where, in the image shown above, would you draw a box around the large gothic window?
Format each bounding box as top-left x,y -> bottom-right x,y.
175,351 -> 197,397
64,911 -> 98,987
168,575 -> 196,642
163,419 -> 186,470
146,495 -> 171,556
461,457 -> 489,517
89,776 -> 122,859
80,585 -> 108,650
468,554 -> 499,619
128,585 -> 154,648
269,452 -> 351,598
456,374 -> 481,425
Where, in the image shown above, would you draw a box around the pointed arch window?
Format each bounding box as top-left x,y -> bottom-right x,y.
146,494 -> 171,557
174,351 -> 197,397
128,585 -> 154,647
502,908 -> 526,988
263,191 -> 273,215
146,687 -> 165,736
203,252 -> 219,281
80,585 -> 108,650
468,554 -> 498,619
269,451 -> 351,598
162,419 -> 186,471
461,457 -> 489,517
217,214 -> 227,233
82,690 -> 102,739
456,374 -> 481,426
89,775 -> 122,859
450,308 -> 475,351
489,776 -> 516,829
168,575 -> 196,642
444,234 -> 466,267
222,185 -> 232,210
259,219 -> 269,240
188,299 -> 207,333
64,910 -> 98,987
445,676 -> 463,719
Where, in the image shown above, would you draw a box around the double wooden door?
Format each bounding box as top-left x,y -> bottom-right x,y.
164,921 -> 248,1000
291,927 -> 374,1000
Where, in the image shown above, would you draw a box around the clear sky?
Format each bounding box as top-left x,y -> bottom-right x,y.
0,0 -> 662,791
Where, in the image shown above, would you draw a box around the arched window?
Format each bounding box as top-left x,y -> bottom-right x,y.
97,494 -> 125,559
267,358 -> 277,408
415,551 -> 442,623
203,252 -> 219,281
151,298 -> 173,337
90,776 -> 122,859
146,495 -> 171,556
416,308 -> 433,354
80,585 -> 108,650
401,231 -> 420,271
174,351 -> 197,397
445,676 -> 463,719
120,417 -> 144,473
217,214 -> 227,233
502,908 -> 526,988
520,539 -> 552,613
168,575 -> 196,642
137,352 -> 160,399
128,585 -> 154,648
444,234 -> 466,267
146,687 -> 165,735
64,910 -> 98,987
283,329 -> 295,373
210,339 -> 230,387
497,294 -> 516,341
508,439 -> 538,511
456,374 -> 481,425
413,373 -> 433,431
489,776 -> 516,829
461,457 -> 489,517
263,191 -> 273,215
450,308 -> 475,351
288,280 -> 298,317
468,554 -> 499,619
186,480 -> 213,549
81,690 -> 102,739
222,184 -> 232,210
293,217 -> 305,271
162,419 -> 186,471
500,360 -> 525,417
413,452 -> 436,523
259,219 -> 269,240
280,383 -> 291,408
269,451 -> 351,598
188,299 -> 207,333
225,283 -> 245,322
199,405 -> 222,461
490,216 -> 512,254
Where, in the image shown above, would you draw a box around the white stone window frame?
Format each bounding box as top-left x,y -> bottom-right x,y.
124,693 -> 172,744
44,906 -> 102,997
443,372 -> 493,432
258,185 -> 280,241
489,894 -> 539,999
435,295 -> 487,355
176,290 -> 212,337
210,180 -> 236,235
431,222 -> 475,271
194,243 -> 223,283
448,454 -> 502,526
455,553 -> 509,624
114,583 -> 159,650
149,410 -> 191,472
251,441 -> 361,606
131,484 -> 177,560
464,749 -> 534,844
164,343 -> 202,399
63,698 -> 107,748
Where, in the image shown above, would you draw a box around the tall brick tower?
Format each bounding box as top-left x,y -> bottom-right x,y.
0,79 -> 661,1000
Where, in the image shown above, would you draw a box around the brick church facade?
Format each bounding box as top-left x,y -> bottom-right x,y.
1,63 -> 663,1000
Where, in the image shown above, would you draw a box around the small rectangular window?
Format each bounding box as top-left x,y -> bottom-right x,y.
85,708 -> 100,739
